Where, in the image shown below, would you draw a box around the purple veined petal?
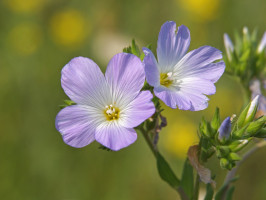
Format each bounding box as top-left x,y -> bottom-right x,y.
55,105 -> 105,148
174,46 -> 222,73
142,47 -> 160,87
154,77 -> 215,110
179,77 -> 216,95
61,57 -> 111,108
178,61 -> 225,83
105,53 -> 145,109
154,86 -> 192,110
119,90 -> 155,128
157,22 -> 191,71
95,121 -> 137,151
181,92 -> 209,111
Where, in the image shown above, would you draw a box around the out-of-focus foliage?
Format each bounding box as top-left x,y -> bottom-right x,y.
0,0 -> 266,199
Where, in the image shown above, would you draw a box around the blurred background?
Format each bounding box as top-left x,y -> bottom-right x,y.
0,0 -> 265,199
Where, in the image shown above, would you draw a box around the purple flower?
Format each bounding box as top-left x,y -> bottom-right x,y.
143,21 -> 225,111
55,53 -> 155,151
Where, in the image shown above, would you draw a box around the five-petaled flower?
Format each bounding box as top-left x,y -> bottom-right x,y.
143,21 -> 225,111
55,53 -> 155,151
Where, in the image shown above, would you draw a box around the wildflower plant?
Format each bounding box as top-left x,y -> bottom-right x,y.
55,21 -> 266,200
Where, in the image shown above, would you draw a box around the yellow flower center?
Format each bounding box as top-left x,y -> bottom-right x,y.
160,72 -> 173,87
104,105 -> 120,121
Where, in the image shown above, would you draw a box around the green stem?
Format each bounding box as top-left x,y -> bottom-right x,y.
221,141 -> 266,200
193,175 -> 200,200
141,130 -> 157,156
140,127 -> 190,200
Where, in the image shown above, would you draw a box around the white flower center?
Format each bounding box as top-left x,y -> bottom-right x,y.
104,104 -> 120,121
160,71 -> 181,88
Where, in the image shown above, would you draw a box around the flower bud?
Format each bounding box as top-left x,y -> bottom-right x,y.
245,95 -> 260,123
220,158 -> 229,169
218,117 -> 231,142
257,32 -> 266,53
246,116 -> 266,136
223,33 -> 234,61
229,139 -> 249,152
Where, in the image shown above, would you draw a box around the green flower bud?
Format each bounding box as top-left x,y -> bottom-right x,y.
211,107 -> 220,132
229,139 -> 249,152
235,95 -> 259,129
246,116 -> 266,136
245,95 -> 260,123
220,158 -> 229,169
229,152 -> 241,161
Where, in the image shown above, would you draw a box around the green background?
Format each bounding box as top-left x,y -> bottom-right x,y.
0,0 -> 265,199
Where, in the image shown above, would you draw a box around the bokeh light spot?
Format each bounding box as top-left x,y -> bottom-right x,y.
4,0 -> 46,14
8,23 -> 42,55
50,9 -> 89,48
178,0 -> 220,22
163,119 -> 198,158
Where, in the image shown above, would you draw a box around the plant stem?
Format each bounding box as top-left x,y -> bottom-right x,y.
141,130 -> 157,156
193,175 -> 200,200
224,140 -> 266,185
140,128 -> 190,200
221,141 -> 266,200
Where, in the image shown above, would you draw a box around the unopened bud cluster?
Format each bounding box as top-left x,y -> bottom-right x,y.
198,96 -> 265,170
224,28 -> 266,87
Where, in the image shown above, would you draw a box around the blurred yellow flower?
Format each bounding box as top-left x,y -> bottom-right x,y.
8,23 -> 42,55
163,119 -> 198,158
4,0 -> 46,14
50,10 -> 89,48
178,0 -> 220,22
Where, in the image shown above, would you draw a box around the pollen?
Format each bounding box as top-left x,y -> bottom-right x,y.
104,104 -> 120,121
160,72 -> 173,87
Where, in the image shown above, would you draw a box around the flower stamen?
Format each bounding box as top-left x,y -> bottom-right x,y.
160,72 -> 173,87
104,104 -> 120,121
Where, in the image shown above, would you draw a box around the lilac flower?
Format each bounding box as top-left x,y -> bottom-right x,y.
55,53 -> 155,151
143,21 -> 225,111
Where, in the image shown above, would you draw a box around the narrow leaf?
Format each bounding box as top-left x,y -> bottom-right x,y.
204,183 -> 214,200
180,159 -> 194,199
156,152 -> 180,189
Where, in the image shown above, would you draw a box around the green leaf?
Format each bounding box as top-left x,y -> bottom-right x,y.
59,100 -> 76,109
131,39 -> 141,57
211,107 -> 221,132
215,177 -> 238,200
254,127 -> 266,138
156,152 -> 180,190
180,159 -> 194,199
204,183 -> 214,200
225,186 -> 235,200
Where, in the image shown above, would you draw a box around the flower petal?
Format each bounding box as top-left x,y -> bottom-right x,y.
61,57 -> 110,108
154,87 -> 191,109
143,47 -> 160,87
105,53 -> 145,109
157,22 -> 190,70
154,77 -> 215,110
179,77 -> 216,95
119,91 -> 155,128
175,46 -> 222,73
55,105 -> 105,148
95,122 -> 137,151
179,61 -> 225,83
